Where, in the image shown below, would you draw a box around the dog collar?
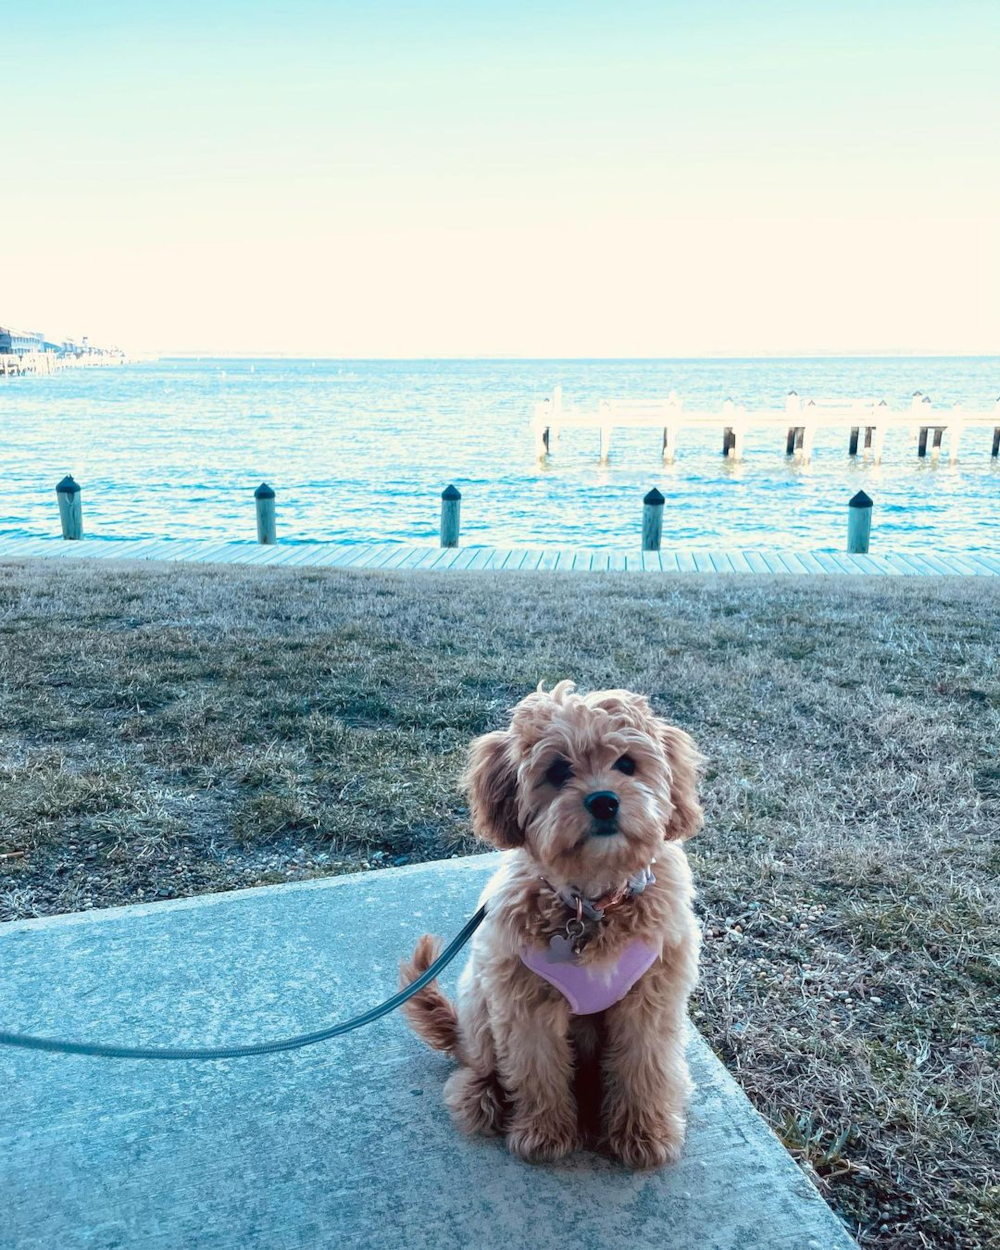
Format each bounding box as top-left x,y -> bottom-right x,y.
540,863 -> 655,923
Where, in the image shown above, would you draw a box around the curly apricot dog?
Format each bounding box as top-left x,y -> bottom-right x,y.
401,681 -> 703,1169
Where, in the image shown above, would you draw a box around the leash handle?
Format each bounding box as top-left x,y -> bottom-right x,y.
0,904 -> 486,1062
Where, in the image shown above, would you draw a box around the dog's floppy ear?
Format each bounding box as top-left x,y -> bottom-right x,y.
659,723 -> 704,842
465,730 -> 524,849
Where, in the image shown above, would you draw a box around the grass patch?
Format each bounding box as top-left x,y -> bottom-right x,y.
0,558 -> 998,1247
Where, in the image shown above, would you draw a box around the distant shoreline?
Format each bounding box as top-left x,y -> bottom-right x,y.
0,352 -> 129,379
155,352 -> 1000,363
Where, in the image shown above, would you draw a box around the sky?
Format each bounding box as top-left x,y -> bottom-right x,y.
2,1 -> 998,357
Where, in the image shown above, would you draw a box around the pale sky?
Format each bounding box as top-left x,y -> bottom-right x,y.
3,1 -> 998,356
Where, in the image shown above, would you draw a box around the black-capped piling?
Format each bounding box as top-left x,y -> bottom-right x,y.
642,487 -> 664,551
440,485 -> 461,548
254,482 -> 277,544
55,475 -> 82,540
847,490 -> 873,554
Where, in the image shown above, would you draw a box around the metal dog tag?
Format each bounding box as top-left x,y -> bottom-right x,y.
546,933 -> 579,963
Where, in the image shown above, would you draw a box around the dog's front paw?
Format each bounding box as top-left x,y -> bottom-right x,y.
506,1117 -> 580,1164
606,1114 -> 685,1170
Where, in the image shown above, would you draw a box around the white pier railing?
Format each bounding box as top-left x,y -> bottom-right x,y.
531,388 -> 1000,464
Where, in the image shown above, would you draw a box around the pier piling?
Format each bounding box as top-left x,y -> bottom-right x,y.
642,487 -> 664,551
723,398 -> 734,457
799,402 -> 817,462
534,402 -> 550,459
947,405 -> 964,463
870,400 -> 889,461
598,400 -> 612,462
915,395 -> 933,456
55,475 -> 83,540
662,392 -> 680,462
440,484 -> 461,548
254,482 -> 276,544
533,387 -> 562,459
847,490 -> 873,554
785,392 -> 800,455
722,399 -> 746,460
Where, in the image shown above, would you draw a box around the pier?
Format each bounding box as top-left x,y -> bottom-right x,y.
0,352 -> 126,378
532,388 -> 1000,464
0,352 -> 59,378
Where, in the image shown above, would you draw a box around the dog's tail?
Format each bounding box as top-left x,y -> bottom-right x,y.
399,935 -> 460,1055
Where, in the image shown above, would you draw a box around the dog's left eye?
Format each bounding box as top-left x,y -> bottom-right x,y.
612,755 -> 636,776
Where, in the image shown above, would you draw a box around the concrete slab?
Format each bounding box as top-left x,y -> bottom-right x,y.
0,855 -> 856,1250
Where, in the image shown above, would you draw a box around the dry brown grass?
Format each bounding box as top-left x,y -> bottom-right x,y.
1,558 -> 997,1247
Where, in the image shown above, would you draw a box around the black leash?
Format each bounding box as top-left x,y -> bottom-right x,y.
0,904 -> 486,1061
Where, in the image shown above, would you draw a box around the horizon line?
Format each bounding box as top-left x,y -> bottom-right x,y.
150,350 -> 1000,362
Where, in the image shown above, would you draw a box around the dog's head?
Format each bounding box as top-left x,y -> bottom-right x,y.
466,681 -> 703,887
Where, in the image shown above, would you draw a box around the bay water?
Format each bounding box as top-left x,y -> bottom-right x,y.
2,356 -> 997,553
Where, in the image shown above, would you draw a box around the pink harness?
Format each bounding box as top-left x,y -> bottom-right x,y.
520,938 -> 659,1015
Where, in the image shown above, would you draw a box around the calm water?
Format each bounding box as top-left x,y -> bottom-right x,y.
1,357 -> 998,552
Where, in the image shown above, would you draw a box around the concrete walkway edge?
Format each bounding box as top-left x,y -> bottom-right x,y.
0,854 -> 857,1249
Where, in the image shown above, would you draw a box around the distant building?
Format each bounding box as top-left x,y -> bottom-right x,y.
0,327 -> 45,354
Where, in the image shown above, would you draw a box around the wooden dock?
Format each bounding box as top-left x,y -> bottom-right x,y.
1,535 -> 997,577
533,388 -> 1000,464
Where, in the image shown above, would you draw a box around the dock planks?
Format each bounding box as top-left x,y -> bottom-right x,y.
0,536 -> 996,578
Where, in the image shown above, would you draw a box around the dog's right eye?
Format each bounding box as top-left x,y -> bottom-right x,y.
545,758 -> 573,788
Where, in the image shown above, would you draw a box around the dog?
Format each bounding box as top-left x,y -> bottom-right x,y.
400,680 -> 703,1169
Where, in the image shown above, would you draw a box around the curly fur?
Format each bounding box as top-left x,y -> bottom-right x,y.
400,681 -> 704,1168
399,935 -> 460,1054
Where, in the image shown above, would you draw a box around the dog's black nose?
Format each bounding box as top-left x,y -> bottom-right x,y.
584,791 -> 619,822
